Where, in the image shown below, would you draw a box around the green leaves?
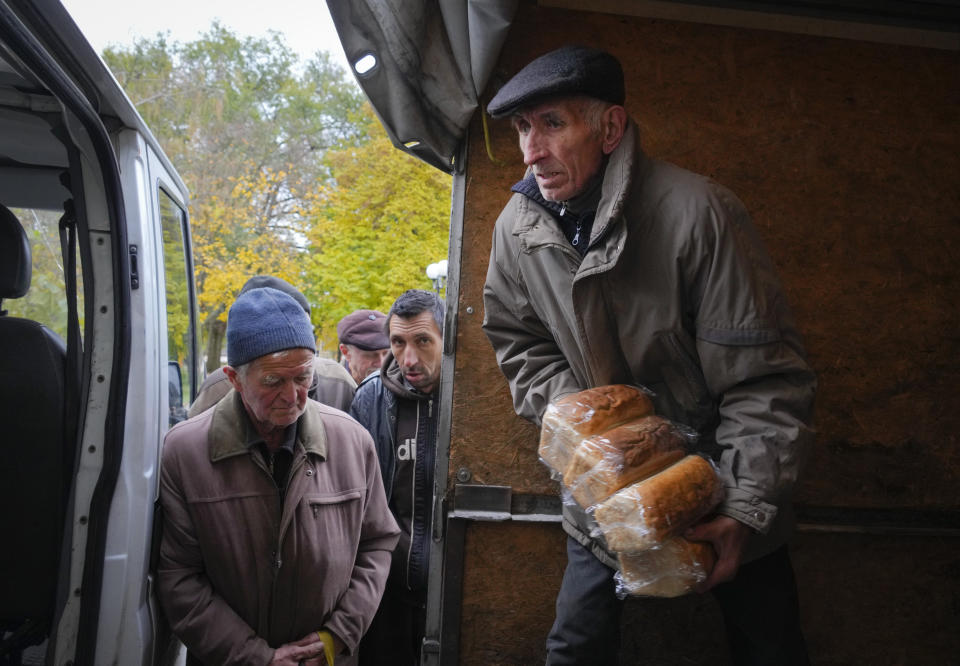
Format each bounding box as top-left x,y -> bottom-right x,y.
303,109 -> 452,350
101,26 -> 449,361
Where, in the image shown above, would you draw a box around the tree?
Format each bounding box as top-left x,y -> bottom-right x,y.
190,167 -> 309,369
304,108 -> 452,350
102,25 -> 369,369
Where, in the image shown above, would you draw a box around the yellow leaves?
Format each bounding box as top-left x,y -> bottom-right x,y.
100,30 -> 381,365
103,31 -> 448,365
188,161 -> 310,326
303,109 -> 452,343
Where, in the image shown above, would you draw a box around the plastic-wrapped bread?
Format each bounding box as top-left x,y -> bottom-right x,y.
563,415 -> 687,509
593,455 -> 723,553
615,537 -> 715,598
538,385 -> 655,476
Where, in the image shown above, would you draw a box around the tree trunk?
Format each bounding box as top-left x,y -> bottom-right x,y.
204,316 -> 226,374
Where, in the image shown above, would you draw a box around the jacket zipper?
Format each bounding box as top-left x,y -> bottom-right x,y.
250,446 -> 285,641
560,203 -> 582,247
274,452 -> 305,565
267,450 -> 305,639
406,400 -> 421,590
264,450 -> 283,566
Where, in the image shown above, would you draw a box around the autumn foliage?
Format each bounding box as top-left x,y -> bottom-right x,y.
102,24 -> 451,366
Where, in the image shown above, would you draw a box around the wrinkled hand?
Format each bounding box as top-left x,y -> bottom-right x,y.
269,633 -> 327,666
685,515 -> 752,592
274,630 -> 344,666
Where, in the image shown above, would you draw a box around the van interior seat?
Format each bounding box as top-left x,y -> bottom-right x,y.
0,204 -> 68,647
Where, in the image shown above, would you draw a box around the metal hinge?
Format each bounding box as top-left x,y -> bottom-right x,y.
128,244 -> 139,290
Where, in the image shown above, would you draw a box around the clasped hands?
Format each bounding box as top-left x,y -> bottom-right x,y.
269,629 -> 341,666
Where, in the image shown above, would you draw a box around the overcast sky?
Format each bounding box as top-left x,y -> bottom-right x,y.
61,0 -> 351,72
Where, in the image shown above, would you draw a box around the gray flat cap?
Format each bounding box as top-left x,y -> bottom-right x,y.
487,45 -> 624,118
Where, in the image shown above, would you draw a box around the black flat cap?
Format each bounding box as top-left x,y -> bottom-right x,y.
487,45 -> 624,118
337,309 -> 389,351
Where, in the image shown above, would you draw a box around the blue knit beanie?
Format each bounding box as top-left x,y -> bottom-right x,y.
226,287 -> 316,367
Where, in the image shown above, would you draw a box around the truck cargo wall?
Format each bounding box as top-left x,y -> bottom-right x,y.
448,2 -> 959,663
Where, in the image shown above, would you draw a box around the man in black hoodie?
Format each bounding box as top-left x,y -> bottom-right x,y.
351,289 -> 444,666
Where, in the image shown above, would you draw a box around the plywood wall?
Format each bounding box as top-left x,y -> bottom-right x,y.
447,2 -> 959,663
451,2 -> 960,510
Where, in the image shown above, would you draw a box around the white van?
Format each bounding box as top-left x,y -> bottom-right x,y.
0,1 -> 196,663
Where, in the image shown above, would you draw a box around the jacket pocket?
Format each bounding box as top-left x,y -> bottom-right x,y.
299,490 -> 365,571
306,489 -> 363,515
286,489 -> 365,626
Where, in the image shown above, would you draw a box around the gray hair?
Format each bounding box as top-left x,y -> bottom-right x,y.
577,97 -> 616,137
234,362 -> 250,382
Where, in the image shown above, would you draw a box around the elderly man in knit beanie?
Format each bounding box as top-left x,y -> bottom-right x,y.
157,287 -> 399,666
187,275 -> 356,419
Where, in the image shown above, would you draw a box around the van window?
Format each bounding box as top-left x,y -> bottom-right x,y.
160,190 -> 195,425
5,206 -> 84,340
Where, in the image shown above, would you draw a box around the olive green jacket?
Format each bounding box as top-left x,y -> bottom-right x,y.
482,121 -> 816,566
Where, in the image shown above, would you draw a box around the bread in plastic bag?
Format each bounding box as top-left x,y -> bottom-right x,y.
563,415 -> 688,509
538,384 -> 654,476
592,454 -> 724,553
615,537 -> 716,598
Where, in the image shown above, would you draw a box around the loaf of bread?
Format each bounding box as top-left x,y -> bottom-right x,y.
593,455 -> 723,553
563,415 -> 687,509
615,537 -> 715,598
538,385 -> 655,476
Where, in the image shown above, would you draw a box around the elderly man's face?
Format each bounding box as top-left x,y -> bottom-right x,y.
389,311 -> 443,394
513,99 -> 605,202
227,348 -> 314,431
340,344 -> 389,383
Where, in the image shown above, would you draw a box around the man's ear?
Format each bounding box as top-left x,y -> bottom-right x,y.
223,365 -> 243,393
601,105 -> 627,155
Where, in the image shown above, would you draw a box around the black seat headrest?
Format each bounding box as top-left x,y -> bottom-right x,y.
0,205 -> 32,300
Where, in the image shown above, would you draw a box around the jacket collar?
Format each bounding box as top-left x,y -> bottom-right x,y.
208,390 -> 328,462
592,119 -> 640,243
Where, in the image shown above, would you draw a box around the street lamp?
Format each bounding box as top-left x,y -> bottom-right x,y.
426,259 -> 448,294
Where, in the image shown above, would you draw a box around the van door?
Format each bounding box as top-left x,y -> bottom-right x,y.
91,131 -> 196,664
0,2 -> 193,663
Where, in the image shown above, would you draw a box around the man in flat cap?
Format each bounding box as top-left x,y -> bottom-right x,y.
482,45 -> 817,665
158,287 -> 399,665
349,289 -> 445,666
337,309 -> 390,385
187,276 -> 356,418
